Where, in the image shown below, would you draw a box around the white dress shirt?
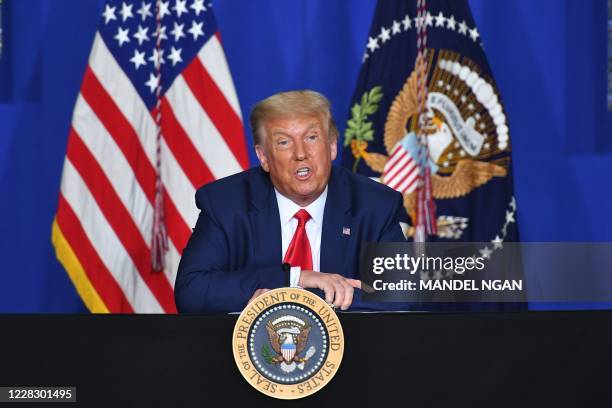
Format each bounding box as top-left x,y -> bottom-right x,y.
274,187 -> 328,287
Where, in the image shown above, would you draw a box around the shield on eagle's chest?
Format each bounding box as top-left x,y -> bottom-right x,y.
281,343 -> 296,362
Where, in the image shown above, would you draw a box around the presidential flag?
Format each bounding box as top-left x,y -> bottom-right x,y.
52,0 -> 248,313
343,0 -> 524,310
343,0 -> 518,249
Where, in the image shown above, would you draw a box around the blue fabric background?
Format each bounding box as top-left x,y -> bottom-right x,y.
0,0 -> 610,312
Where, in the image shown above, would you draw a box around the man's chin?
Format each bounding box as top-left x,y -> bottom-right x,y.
289,188 -> 322,206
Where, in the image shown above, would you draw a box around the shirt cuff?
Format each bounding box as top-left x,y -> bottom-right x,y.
289,266 -> 301,287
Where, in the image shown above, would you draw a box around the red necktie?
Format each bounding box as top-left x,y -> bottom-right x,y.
283,209 -> 313,270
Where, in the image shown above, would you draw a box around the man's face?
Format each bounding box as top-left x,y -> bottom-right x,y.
255,114 -> 337,207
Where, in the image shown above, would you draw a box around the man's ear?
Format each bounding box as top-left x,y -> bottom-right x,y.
255,145 -> 270,172
330,138 -> 338,161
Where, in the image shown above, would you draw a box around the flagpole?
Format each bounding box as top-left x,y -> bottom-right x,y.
151,0 -> 169,272
414,0 -> 437,244
0,0 -> 3,62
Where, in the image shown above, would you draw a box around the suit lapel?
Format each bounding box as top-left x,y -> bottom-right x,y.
248,166 -> 351,275
248,167 -> 282,267
320,167 -> 352,274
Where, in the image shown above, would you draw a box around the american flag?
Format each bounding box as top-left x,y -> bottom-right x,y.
382,136 -> 419,194
52,0 -> 248,313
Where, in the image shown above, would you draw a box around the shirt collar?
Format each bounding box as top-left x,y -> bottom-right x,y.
274,186 -> 328,227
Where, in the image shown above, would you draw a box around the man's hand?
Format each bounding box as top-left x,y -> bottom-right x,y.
299,270 -> 361,310
248,288 -> 270,305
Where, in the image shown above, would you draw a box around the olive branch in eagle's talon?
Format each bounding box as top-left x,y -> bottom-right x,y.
344,86 -> 383,172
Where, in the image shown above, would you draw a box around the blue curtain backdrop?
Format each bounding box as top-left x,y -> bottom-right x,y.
0,0 -> 610,312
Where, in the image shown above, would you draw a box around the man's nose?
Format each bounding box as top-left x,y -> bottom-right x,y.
293,139 -> 307,160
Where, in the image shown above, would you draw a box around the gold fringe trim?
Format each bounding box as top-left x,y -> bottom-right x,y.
51,218 -> 109,313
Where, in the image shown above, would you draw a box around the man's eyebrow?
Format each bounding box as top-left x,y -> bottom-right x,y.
301,124 -> 322,135
270,130 -> 292,137
305,124 -> 321,132
270,124 -> 321,137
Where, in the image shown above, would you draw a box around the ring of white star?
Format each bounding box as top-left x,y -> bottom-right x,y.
248,304 -> 328,384
363,11 -> 482,62
436,196 -> 517,279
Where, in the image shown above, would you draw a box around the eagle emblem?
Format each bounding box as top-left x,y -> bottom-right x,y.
233,288 -> 343,399
346,49 -> 511,239
263,315 -> 316,373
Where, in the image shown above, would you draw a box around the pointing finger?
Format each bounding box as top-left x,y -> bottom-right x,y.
347,279 -> 363,289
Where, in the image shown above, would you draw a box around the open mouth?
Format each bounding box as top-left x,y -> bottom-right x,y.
295,167 -> 312,180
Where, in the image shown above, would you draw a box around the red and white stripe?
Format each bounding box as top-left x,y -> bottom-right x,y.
382,143 -> 419,194
54,29 -> 248,312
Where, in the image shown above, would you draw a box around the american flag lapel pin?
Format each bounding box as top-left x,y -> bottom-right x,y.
342,227 -> 351,236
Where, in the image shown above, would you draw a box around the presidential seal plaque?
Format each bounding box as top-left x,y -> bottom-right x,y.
232,287 -> 344,399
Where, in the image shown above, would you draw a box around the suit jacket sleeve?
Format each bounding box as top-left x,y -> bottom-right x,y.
174,189 -> 284,313
378,190 -> 406,243
349,190 -> 414,311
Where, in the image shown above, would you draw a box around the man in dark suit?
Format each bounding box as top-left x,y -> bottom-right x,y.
175,90 -> 406,313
